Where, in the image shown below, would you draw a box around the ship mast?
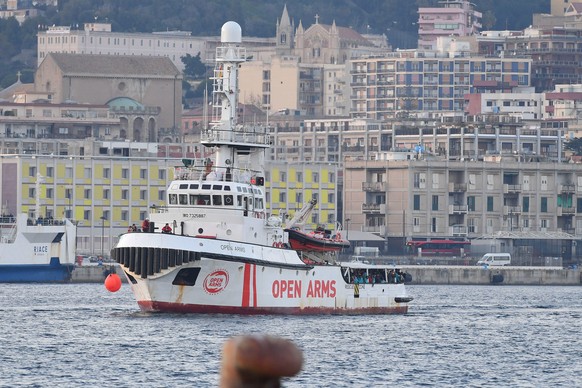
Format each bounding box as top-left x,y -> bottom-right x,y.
201,21 -> 269,182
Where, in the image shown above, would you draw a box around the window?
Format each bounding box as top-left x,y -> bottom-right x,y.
46,188 -> 53,198
122,168 -> 129,179
296,172 -> 303,181
65,188 -> 72,200
121,211 -> 128,221
296,192 -> 303,204
328,172 -> 335,183
29,166 -> 36,177
522,196 -> 529,212
158,190 -> 165,201
414,195 -> 421,210
84,168 -> 91,179
432,195 -> 439,211
84,210 -> 91,220
431,217 -> 437,233
279,192 -> 286,202
122,189 -> 129,200
280,172 -> 286,181
467,196 -> 475,211
140,169 -> 147,179
103,189 -> 110,199
328,193 -> 335,203
487,196 -> 494,212
103,168 -> 110,178
159,169 -> 166,180
541,197 -> 548,213
66,167 -> 73,179
313,172 -> 319,183
577,198 -> 582,213
84,189 -> 91,199
46,167 -> 53,178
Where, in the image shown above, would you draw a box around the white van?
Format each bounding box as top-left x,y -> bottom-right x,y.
477,253 -> 511,266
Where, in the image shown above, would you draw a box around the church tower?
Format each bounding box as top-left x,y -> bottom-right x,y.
276,4 -> 294,54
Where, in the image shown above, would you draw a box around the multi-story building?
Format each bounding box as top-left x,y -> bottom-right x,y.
349,52 -> 531,120
504,26 -> 582,92
0,147 -> 340,256
417,0 -> 482,50
34,53 -> 182,140
344,153 -> 581,264
37,22 -> 276,71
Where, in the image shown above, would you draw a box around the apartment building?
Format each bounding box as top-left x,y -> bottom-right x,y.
349,51 -> 531,120
418,0 -> 482,50
504,26 -> 582,92
344,153 -> 581,263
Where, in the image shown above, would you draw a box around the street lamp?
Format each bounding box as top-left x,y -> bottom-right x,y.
100,215 -> 107,257
345,218 -> 351,241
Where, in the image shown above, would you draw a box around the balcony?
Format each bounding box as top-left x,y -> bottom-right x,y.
362,182 -> 386,192
503,184 -> 522,193
503,206 -> 522,215
449,225 -> 468,236
448,182 -> 467,192
363,225 -> 386,234
362,203 -> 386,214
557,207 -> 575,216
449,205 -> 468,214
559,184 -> 575,193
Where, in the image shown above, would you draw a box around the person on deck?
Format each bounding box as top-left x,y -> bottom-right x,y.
142,218 -> 150,233
162,223 -> 172,234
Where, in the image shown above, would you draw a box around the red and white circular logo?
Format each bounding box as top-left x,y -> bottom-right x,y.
203,270 -> 229,294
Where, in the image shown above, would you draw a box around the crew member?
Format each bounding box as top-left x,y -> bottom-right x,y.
142,218 -> 150,233
162,223 -> 172,234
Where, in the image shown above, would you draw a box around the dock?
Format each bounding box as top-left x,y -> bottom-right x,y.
70,263 -> 582,285
71,264 -> 126,283
401,265 -> 582,285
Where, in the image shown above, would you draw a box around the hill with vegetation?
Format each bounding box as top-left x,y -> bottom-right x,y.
0,0 -> 549,88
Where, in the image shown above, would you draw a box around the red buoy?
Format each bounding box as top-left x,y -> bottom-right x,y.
104,273 -> 122,292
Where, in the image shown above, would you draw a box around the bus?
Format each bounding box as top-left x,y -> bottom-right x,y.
406,240 -> 470,257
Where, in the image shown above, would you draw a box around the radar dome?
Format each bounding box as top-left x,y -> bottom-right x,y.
221,21 -> 242,43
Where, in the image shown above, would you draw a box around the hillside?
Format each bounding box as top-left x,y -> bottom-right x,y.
0,0 -> 550,88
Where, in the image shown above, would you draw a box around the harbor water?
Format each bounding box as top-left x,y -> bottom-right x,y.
0,284 -> 580,387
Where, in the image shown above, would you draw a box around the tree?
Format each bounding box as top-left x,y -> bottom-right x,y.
181,53 -> 207,80
564,138 -> 582,156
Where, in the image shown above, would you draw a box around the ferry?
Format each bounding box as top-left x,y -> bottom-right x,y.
111,21 -> 413,314
0,213 -> 76,283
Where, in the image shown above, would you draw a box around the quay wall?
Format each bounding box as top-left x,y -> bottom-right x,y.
70,264 -> 582,285
401,266 -> 582,285
71,265 -> 126,283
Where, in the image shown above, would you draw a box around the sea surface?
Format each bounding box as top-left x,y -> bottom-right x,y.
0,283 -> 581,388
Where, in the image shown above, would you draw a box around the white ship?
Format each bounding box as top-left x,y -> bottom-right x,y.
0,213 -> 76,283
111,21 -> 413,314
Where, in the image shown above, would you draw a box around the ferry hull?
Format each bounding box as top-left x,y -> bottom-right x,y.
113,234 -> 411,316
0,258 -> 74,283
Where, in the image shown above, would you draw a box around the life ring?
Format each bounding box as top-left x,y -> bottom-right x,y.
225,197 -> 232,205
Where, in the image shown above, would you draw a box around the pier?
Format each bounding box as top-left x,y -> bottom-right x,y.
70,264 -> 582,285
401,265 -> 582,285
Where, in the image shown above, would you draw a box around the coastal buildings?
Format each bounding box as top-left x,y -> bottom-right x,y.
34,53 -> 182,140
344,152 -> 581,264
349,52 -> 531,120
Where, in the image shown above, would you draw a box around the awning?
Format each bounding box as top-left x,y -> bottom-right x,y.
344,230 -> 385,242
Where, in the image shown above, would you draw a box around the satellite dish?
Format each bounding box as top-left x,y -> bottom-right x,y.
225,159 -> 231,165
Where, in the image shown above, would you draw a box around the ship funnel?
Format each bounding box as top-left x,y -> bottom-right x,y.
221,21 -> 242,44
